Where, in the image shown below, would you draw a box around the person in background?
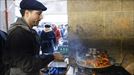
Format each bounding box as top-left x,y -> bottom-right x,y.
60,24 -> 65,38
3,0 -> 63,75
33,26 -> 42,36
63,24 -> 68,39
51,24 -> 61,47
40,24 -> 56,53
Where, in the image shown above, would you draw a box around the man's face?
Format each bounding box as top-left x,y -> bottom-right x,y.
27,10 -> 43,26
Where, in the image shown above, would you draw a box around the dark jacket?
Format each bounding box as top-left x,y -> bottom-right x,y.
0,30 -> 7,75
3,18 -> 54,73
40,28 -> 56,53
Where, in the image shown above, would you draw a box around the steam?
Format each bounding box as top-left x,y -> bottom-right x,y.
69,33 -> 87,61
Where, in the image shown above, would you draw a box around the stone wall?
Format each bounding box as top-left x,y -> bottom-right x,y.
68,0 -> 134,69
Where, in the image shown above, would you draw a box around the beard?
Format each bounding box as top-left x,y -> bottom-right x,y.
33,20 -> 39,26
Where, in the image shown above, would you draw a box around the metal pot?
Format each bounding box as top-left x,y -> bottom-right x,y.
75,56 -> 115,75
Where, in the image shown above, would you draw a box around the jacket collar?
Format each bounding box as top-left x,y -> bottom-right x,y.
9,17 -> 31,32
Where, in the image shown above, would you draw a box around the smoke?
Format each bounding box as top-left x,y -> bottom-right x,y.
68,33 -> 87,60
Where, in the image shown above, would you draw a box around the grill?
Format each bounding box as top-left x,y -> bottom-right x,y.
75,48 -> 131,75
76,65 -> 131,75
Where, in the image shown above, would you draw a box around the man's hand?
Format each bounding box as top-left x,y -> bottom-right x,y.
53,52 -> 64,61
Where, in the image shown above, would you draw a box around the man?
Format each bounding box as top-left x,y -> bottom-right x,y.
3,0 -> 63,75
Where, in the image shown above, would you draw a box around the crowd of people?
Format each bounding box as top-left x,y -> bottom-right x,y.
33,23 -> 68,54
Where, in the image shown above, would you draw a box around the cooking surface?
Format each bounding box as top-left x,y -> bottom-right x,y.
75,65 -> 131,75
41,48 -> 131,75
40,60 -> 131,75
68,55 -> 131,75
41,58 -> 131,75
